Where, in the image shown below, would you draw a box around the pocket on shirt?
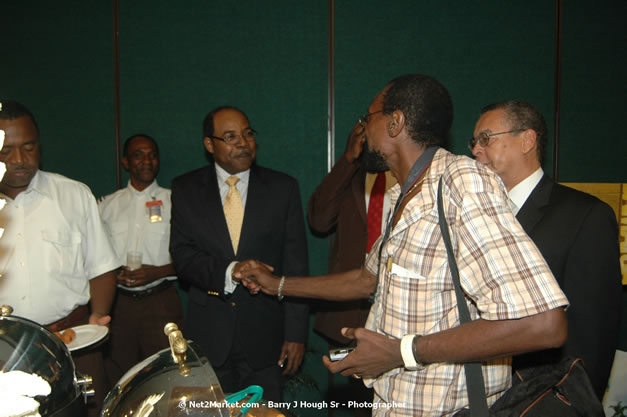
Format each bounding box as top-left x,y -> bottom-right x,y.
107,221 -> 128,255
381,262 -> 430,330
145,223 -> 170,261
41,229 -> 83,278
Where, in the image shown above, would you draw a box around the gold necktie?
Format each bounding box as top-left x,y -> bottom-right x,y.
224,176 -> 244,252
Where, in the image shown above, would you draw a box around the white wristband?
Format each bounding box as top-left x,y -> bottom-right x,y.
401,334 -> 421,370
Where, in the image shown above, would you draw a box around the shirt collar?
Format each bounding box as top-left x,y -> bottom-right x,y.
215,163 -> 250,186
127,179 -> 159,196
23,170 -> 50,199
508,167 -> 544,210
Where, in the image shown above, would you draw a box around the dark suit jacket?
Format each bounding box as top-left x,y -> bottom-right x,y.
307,157 -> 371,344
514,174 -> 622,398
170,163 -> 309,369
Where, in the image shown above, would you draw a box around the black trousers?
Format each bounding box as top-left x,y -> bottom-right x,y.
213,341 -> 282,402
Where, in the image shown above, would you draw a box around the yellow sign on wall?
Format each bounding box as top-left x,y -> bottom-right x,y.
562,183 -> 626,285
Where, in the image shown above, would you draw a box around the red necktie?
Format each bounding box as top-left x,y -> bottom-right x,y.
366,172 -> 386,253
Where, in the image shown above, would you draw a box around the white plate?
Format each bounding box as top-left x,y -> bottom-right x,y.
65,324 -> 109,351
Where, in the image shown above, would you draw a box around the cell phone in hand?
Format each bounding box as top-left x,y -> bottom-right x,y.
329,347 -> 355,361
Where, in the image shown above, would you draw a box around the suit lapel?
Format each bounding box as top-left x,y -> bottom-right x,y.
238,165 -> 266,256
352,169 -> 367,225
516,174 -> 553,234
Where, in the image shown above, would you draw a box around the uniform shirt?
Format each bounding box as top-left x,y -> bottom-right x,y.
0,170 -> 119,325
364,149 -> 568,416
98,180 -> 175,291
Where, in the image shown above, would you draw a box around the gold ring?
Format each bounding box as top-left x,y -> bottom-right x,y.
351,374 -> 361,379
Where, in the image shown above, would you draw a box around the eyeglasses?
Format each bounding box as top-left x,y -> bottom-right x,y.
468,129 -> 524,150
211,128 -> 257,145
358,110 -> 383,126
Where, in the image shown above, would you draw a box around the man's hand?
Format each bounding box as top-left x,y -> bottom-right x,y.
232,260 -> 275,294
322,327 -> 403,379
233,263 -> 280,295
344,122 -> 366,164
118,265 -> 148,287
88,312 -> 111,326
278,341 -> 305,375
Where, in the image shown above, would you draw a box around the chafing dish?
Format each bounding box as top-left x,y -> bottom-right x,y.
101,323 -> 289,417
0,305 -> 93,416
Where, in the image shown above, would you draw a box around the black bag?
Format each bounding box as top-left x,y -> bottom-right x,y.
437,178 -> 604,417
453,356 -> 604,416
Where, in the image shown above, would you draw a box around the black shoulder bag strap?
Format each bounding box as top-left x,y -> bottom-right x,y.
437,177 -> 490,417
370,145 -> 439,303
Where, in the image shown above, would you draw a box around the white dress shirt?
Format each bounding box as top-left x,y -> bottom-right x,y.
214,164 -> 250,294
98,180 -> 175,291
0,170 -> 119,325
508,168 -> 544,215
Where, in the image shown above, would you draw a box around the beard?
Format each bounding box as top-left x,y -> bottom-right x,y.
359,140 -> 389,173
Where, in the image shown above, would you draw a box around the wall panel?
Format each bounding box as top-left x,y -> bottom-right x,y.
559,0 -> 627,181
333,1 -> 556,161
0,0 -> 115,196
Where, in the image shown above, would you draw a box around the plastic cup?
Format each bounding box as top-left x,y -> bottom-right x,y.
126,251 -> 142,271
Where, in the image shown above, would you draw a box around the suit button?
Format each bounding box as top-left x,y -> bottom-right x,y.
231,302 -> 236,307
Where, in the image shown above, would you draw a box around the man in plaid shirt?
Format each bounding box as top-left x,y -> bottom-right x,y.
236,74 -> 568,416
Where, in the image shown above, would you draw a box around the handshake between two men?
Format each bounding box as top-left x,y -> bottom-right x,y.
232,259 -> 406,381
233,258 -> 568,385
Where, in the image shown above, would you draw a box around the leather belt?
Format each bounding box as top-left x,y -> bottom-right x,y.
118,280 -> 173,300
46,304 -> 89,333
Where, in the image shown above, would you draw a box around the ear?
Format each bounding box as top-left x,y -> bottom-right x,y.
520,129 -> 537,155
203,137 -> 215,154
387,110 -> 405,137
121,156 -> 129,171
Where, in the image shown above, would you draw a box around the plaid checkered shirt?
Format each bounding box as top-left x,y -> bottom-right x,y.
363,149 -> 568,416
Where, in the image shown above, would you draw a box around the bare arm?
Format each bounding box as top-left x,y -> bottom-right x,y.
324,307 -> 567,379
417,307 -> 567,363
235,265 -> 376,301
88,270 -> 117,325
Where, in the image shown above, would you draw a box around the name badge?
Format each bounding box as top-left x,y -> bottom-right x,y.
146,200 -> 163,223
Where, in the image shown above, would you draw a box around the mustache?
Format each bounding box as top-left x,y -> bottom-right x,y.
233,151 -> 253,158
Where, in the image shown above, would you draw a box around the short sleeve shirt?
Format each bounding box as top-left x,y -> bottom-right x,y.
363,149 -> 568,416
98,180 -> 175,290
0,171 -> 120,325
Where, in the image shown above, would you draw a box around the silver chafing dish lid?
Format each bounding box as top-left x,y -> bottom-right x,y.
101,323 -> 231,417
0,305 -> 90,416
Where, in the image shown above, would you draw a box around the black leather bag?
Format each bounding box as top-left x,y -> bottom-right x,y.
453,356 -> 604,416
437,178 -> 603,417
